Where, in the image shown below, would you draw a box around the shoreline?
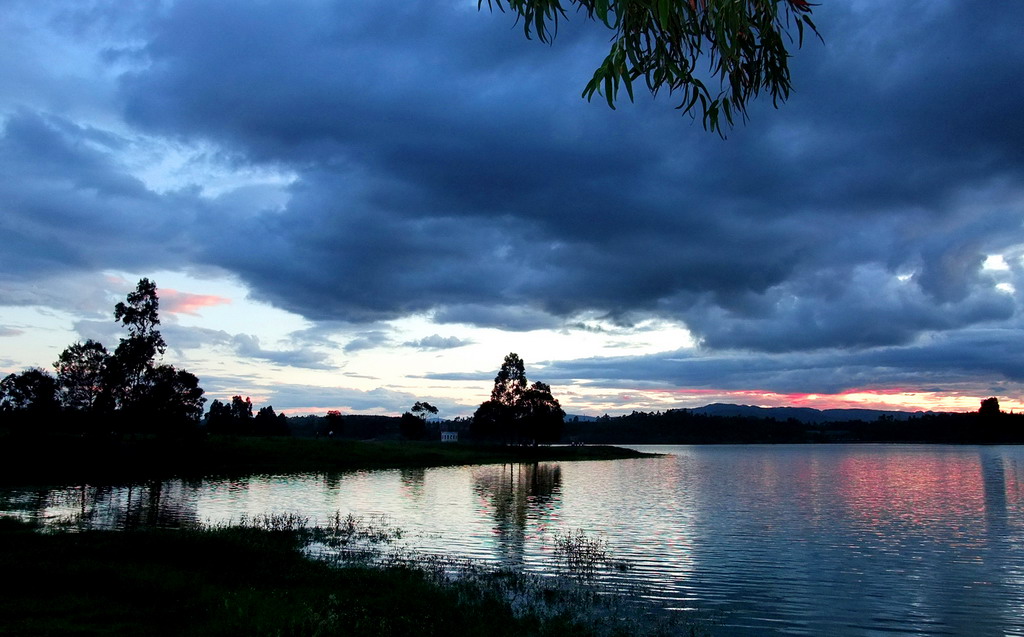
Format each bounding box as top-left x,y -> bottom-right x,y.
0,433 -> 657,486
0,516 -> 683,636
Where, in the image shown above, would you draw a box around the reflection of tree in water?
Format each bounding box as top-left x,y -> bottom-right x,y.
980,451 -> 1008,534
399,467 -> 426,501
471,463 -> 562,566
322,473 -> 343,491
15,480 -> 204,530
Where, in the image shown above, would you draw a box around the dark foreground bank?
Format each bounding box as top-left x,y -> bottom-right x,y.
0,517 -> 689,637
0,433 -> 655,485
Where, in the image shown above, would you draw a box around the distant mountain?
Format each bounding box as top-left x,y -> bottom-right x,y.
689,403 -> 940,424
564,414 -> 600,422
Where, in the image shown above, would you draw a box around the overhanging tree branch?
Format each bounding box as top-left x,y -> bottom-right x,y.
480,0 -> 819,133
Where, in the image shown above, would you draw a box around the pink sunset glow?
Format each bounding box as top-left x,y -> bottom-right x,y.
648,388 -> 1023,413
159,289 -> 232,316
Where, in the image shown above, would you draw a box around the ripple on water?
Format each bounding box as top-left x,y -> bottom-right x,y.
3,445 -> 1024,635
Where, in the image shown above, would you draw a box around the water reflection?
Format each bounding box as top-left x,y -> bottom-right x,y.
981,450 -> 1008,534
399,467 -> 426,501
5,480 -> 204,530
471,463 -> 562,566
4,446 -> 1024,635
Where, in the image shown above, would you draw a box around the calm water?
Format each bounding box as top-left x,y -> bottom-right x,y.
3,444 -> 1024,635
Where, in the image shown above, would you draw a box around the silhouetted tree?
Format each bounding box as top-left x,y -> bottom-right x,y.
107,278 -> 167,411
3,278 -> 204,434
133,365 -> 205,431
230,396 -> 254,422
400,412 -> 427,440
471,399 -> 505,441
520,381 -> 565,443
471,353 -> 564,443
978,396 -> 1008,443
254,405 -> 289,436
206,396 -> 282,435
0,369 -> 60,416
54,340 -> 109,412
491,353 -> 527,407
324,409 -> 344,437
205,399 -> 233,432
411,401 -> 439,419
980,397 -> 1001,417
400,402 -> 437,440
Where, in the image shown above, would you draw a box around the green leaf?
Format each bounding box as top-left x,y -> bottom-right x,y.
658,0 -> 671,29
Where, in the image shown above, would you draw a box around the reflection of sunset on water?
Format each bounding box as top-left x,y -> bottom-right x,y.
834,451 -> 988,543
471,463 -> 563,566
5,446 -> 1024,635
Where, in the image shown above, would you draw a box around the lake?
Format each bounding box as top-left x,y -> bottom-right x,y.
3,444 -> 1023,636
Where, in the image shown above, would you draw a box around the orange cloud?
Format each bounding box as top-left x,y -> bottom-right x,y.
159,288 -> 232,316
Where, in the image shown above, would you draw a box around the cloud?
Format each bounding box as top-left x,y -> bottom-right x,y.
537,325 -> 1024,397
0,327 -> 24,337
0,111 -> 208,279
159,289 -> 231,316
248,383 -> 418,413
343,331 -> 391,353
101,0 -> 1024,352
403,334 -> 471,350
3,0 -> 1024,409
72,319 -> 123,348
230,334 -> 333,370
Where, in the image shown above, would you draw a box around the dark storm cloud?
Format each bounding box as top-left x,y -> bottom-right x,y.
101,0 -> 1024,353
3,0 -> 1024,399
0,111 -> 204,277
538,325 -> 1024,396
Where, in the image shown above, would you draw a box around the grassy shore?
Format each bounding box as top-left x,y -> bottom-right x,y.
0,432 -> 656,485
2,515 -> 656,637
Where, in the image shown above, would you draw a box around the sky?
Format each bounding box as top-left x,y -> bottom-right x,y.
2,0 -> 1023,418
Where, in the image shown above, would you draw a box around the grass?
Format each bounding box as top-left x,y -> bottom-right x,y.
0,515 -> 701,637
0,431 -> 656,485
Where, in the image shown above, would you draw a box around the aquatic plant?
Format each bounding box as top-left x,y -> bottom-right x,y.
554,528 -> 614,577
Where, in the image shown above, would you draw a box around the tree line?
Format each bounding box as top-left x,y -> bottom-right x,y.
563,398 -> 1024,445
3,295 -> 1016,446
215,352 -> 568,443
1,279 -> 205,435
1,290 -> 568,443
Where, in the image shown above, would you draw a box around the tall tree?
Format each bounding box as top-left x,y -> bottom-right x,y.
114,278 -> 164,345
491,354 -> 528,407
108,278 -> 167,410
482,0 -> 819,133
134,365 -> 206,431
231,396 -> 254,422
472,353 -> 564,443
411,401 -> 439,419
54,340 -> 109,412
520,381 -> 566,443
401,401 -> 439,440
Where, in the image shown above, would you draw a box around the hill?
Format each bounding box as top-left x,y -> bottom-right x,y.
689,403 -> 939,424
